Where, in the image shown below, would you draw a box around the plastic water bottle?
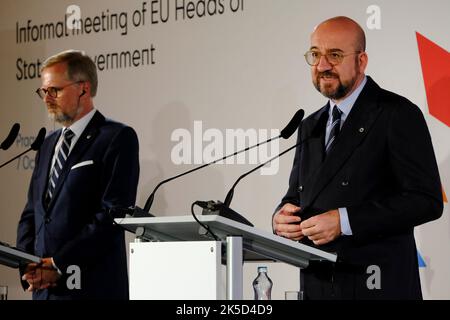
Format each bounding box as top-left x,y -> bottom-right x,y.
253,266 -> 273,300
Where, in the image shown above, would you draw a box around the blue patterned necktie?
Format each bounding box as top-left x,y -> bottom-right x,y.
325,105 -> 342,153
45,129 -> 74,207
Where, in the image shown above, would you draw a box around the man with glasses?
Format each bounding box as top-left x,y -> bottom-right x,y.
273,16 -> 442,299
17,50 -> 139,300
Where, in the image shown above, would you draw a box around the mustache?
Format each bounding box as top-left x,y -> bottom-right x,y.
318,71 -> 339,78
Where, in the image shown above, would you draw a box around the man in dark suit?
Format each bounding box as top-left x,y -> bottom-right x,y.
273,16 -> 442,299
16,50 -> 139,299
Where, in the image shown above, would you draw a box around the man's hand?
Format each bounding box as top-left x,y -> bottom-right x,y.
300,209 -> 341,245
273,203 -> 303,241
22,257 -> 60,292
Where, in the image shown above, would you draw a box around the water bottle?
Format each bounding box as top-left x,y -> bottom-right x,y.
252,266 -> 273,300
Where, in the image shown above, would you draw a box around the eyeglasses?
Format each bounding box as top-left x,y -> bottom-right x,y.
304,50 -> 361,66
35,81 -> 83,99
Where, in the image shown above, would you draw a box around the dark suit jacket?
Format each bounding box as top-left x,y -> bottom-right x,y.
17,111 -> 139,300
278,77 -> 442,299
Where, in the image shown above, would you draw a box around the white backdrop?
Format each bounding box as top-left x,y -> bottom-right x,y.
0,0 -> 449,299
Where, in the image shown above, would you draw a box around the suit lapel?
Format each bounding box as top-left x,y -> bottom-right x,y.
37,131 -> 61,210
299,104 -> 329,187
304,77 -> 384,205
46,111 -> 105,211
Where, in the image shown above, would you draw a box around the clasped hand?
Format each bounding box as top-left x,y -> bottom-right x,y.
273,203 -> 341,245
22,257 -> 60,292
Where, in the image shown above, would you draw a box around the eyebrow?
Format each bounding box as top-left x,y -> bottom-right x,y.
309,46 -> 344,53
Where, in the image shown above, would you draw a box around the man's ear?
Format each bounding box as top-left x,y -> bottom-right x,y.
359,52 -> 368,73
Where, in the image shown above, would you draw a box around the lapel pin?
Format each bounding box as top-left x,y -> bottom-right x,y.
87,135 -> 91,139
359,128 -> 365,133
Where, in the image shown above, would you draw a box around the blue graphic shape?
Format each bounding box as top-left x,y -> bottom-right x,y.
417,251 -> 426,268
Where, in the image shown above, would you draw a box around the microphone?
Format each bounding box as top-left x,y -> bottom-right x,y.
221,108 -> 332,210
195,111 -> 306,226
280,109 -> 304,139
223,111 -> 331,210
1,123 -> 20,150
30,128 -> 46,150
142,109 -> 305,213
0,128 -> 46,169
197,140 -> 303,226
197,113 -> 320,226
223,141 -> 302,208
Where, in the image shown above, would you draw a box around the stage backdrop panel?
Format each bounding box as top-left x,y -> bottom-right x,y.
1,0 -> 448,299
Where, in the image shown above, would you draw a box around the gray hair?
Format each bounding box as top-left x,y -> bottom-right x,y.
41,49 -> 98,97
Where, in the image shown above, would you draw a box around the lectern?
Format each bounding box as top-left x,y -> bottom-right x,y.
0,241 -> 40,268
116,215 -> 337,300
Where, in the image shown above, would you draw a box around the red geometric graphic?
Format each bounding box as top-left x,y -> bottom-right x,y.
416,32 -> 450,127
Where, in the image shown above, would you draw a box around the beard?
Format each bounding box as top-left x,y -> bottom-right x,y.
313,70 -> 355,100
47,103 -> 81,126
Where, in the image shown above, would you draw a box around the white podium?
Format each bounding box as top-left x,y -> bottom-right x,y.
129,240 -> 222,299
116,215 -> 337,300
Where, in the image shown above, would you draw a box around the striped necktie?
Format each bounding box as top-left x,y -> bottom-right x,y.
325,105 -> 342,153
45,129 -> 74,207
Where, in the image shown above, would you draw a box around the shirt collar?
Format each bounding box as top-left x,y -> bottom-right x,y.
329,75 -> 367,121
63,108 -> 96,138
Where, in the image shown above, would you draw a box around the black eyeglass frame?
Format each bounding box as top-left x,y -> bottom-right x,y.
35,81 -> 84,99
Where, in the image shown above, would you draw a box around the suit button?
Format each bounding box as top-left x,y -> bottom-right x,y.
341,181 -> 349,187
45,217 -> 51,224
298,185 -> 304,192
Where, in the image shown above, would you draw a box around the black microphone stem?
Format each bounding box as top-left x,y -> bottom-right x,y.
0,148 -> 32,169
224,141 -> 301,207
0,127 -> 46,169
143,134 -> 282,212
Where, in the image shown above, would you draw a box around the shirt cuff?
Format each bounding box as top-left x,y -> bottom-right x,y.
338,207 -> 353,235
51,258 -> 63,275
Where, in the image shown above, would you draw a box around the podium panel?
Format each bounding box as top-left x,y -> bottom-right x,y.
129,241 -> 222,300
118,215 -> 337,300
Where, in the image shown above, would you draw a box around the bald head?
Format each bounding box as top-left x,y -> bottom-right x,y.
313,16 -> 366,52
308,16 -> 368,102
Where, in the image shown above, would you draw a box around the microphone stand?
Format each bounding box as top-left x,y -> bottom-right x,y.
0,128 -> 46,169
196,141 -> 301,227
143,135 -> 282,212
143,109 -> 305,213
224,142 -> 301,207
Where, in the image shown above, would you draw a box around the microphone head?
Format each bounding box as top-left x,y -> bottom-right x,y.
1,123 -> 20,150
30,127 -> 46,151
280,109 -> 305,139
